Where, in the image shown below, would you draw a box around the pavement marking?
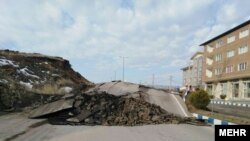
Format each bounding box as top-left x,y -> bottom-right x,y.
171,94 -> 188,117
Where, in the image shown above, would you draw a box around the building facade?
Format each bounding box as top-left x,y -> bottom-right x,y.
201,20 -> 250,100
190,52 -> 204,88
181,65 -> 193,88
181,52 -> 204,90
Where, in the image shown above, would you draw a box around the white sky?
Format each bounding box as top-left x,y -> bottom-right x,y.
0,0 -> 250,86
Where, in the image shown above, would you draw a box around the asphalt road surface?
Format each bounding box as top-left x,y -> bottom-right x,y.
88,81 -> 192,117
0,113 -> 214,141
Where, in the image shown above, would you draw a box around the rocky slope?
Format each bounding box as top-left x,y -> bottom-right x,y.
0,49 -> 92,110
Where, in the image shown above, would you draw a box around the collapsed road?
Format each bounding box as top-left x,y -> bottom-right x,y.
1,50 -> 195,126
28,81 -> 194,126
0,50 -> 213,141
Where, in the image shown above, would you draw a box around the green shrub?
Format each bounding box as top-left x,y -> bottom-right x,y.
209,95 -> 214,99
220,94 -> 226,99
188,89 -> 210,110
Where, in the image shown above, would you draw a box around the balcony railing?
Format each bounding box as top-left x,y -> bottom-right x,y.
206,45 -> 214,53
206,57 -> 213,65
206,69 -> 212,78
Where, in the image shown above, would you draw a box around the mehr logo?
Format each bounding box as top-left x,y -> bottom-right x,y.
215,125 -> 249,140
219,129 -> 246,136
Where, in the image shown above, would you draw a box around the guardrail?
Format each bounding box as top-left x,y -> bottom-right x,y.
210,100 -> 250,108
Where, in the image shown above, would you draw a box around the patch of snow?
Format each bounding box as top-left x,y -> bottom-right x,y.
17,68 -> 40,79
47,71 -> 50,74
0,79 -> 8,84
59,87 -> 73,93
34,81 -> 40,84
29,79 -> 34,83
52,74 -> 60,77
40,78 -> 47,84
19,81 -> 33,90
39,62 -> 49,65
0,58 -> 19,67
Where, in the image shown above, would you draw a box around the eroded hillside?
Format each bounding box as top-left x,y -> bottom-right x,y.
0,50 -> 92,110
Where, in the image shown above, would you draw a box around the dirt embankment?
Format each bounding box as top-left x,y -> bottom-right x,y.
0,49 -> 92,111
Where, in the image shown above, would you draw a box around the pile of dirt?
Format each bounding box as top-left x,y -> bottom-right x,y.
30,92 -> 190,126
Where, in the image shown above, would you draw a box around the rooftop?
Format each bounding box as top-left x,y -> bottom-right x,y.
181,65 -> 193,71
200,19 -> 250,46
190,52 -> 203,60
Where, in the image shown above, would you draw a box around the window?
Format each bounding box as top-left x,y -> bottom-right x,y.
243,82 -> 250,98
215,54 -> 223,61
247,83 -> 250,98
207,85 -> 213,95
222,83 -> 227,95
226,65 -> 233,73
227,50 -> 234,58
227,36 -> 235,43
238,62 -> 247,71
238,45 -> 248,54
239,29 -> 249,38
233,83 -> 239,98
215,68 -> 223,75
216,40 -> 223,48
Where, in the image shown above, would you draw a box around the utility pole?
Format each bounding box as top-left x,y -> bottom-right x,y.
152,74 -> 155,87
122,57 -> 124,81
120,56 -> 128,81
169,75 -> 173,90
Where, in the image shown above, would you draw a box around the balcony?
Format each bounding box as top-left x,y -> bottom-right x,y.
206,57 -> 213,65
206,45 -> 214,53
206,69 -> 212,78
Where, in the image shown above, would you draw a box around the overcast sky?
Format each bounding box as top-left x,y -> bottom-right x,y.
0,0 -> 250,86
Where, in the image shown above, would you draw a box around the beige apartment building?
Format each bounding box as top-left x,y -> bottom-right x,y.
181,52 -> 204,90
201,20 -> 250,100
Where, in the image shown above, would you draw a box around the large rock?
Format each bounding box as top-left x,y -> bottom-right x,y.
29,99 -> 74,118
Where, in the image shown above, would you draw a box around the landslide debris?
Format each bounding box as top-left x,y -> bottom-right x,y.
30,92 -> 190,126
0,49 -> 92,111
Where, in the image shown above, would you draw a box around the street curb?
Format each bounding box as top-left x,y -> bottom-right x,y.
192,113 -> 236,125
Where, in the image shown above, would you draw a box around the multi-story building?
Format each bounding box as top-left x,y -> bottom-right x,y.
190,52 -> 204,88
181,52 -> 204,90
201,20 -> 250,100
181,65 -> 193,88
